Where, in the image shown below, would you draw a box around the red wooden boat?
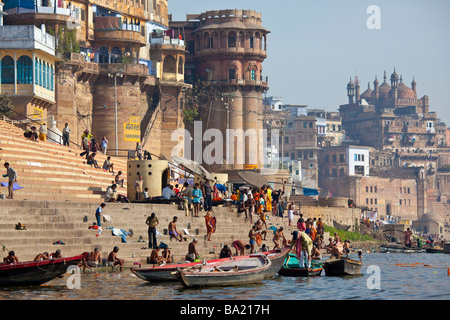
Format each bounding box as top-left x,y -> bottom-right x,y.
0,252 -> 88,286
131,248 -> 288,283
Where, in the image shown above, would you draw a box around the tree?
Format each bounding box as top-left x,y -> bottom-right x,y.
0,95 -> 14,117
182,80 -> 220,124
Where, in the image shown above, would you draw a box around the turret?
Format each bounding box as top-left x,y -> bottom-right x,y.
347,77 -> 355,104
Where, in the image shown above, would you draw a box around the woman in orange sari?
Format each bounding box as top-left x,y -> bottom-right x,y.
254,191 -> 262,214
204,210 -> 215,241
266,187 -> 273,212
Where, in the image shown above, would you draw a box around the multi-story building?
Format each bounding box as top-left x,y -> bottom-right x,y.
1,0 -> 187,159
0,17 -> 59,123
170,9 -> 270,171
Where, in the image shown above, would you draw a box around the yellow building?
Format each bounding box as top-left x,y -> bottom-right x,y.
0,9 -> 59,123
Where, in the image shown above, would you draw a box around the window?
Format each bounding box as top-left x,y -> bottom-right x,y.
249,36 -> 254,48
1,56 -> 14,84
309,151 -> 313,158
325,155 -> 329,163
284,136 -> 289,144
228,32 -> 236,48
38,60 -> 42,86
407,187 -> 410,194
303,122 -> 307,128
228,68 -> 236,80
366,186 -> 369,192
332,154 -> 337,162
374,186 -> 377,193
370,186 -> 373,193
35,58 -> 38,85
309,163 -> 314,169
370,198 -> 373,205
366,198 -> 369,205
17,56 -> 33,84
339,168 -> 345,176
250,69 -> 256,80
332,169 -> 337,177
399,199 -> 402,205
339,154 -> 345,162
297,151 -> 302,159
374,198 -> 377,205
309,122 -> 313,128
400,187 -> 402,194
178,57 -> 184,74
163,55 -> 176,73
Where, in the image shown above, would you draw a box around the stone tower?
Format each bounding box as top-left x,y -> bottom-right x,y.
171,9 -> 270,171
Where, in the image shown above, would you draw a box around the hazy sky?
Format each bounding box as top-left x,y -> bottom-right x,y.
168,0 -> 450,125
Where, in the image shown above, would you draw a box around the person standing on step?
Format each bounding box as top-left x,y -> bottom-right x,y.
203,180 -> 213,211
62,123 -> 71,147
38,123 -> 47,141
146,212 -> 159,249
134,174 -> 144,201
3,162 -> 17,200
136,142 -> 143,160
95,203 -> 105,237
101,136 -> 108,154
192,183 -> 203,217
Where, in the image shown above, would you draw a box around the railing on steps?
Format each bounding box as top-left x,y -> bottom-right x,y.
1,109 -> 82,149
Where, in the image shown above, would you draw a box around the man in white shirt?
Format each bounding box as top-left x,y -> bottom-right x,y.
62,123 -> 71,147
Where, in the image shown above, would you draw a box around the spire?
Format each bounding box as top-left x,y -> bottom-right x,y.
400,75 -> 403,83
383,71 -> 387,82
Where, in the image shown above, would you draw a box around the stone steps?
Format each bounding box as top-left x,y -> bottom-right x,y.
0,119 -> 128,202
0,198 -> 295,264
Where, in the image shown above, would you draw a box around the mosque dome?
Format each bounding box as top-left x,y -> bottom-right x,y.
397,81 -> 415,99
361,83 -> 373,100
378,81 -> 391,99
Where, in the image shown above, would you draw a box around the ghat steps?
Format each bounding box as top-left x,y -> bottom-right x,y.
0,118 -> 128,202
0,200 -> 296,265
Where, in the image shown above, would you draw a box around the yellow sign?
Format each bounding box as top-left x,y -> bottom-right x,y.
30,108 -> 43,124
244,164 -> 258,170
124,116 -> 141,142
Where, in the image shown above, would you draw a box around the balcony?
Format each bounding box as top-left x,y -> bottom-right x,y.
94,16 -> 146,46
94,29 -> 146,46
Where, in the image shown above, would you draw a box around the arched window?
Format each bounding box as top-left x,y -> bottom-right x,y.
17,56 -> 33,84
35,58 -> 39,85
43,62 -> 47,89
50,65 -> 54,91
38,60 -> 42,87
178,57 -> 184,74
228,65 -> 237,80
99,47 -> 109,64
1,56 -> 14,84
228,31 -> 236,48
203,32 -> 210,49
163,55 -> 176,73
111,47 -> 122,63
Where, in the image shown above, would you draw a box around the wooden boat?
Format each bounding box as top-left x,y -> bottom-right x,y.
263,247 -> 290,277
0,252 -> 88,286
278,253 -> 323,277
176,253 -> 272,288
380,244 -> 425,253
425,247 -> 443,253
324,257 -> 362,276
444,243 -> 450,254
131,248 -> 288,283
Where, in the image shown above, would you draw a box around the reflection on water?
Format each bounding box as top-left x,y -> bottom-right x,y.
1,253 -> 449,300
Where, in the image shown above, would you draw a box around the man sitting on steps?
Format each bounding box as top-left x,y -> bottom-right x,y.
168,216 -> 185,242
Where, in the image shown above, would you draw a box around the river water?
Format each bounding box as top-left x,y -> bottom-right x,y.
1,253 -> 449,300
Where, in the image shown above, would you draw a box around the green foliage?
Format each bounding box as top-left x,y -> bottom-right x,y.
0,95 -> 14,117
56,28 -> 80,59
324,224 -> 374,241
182,80 -> 220,123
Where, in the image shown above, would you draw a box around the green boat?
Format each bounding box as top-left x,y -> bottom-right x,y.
278,253 -> 323,277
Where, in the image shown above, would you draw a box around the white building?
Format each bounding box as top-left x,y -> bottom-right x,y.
347,145 -> 370,176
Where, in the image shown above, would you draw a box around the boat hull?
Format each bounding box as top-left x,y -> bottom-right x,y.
0,253 -> 88,287
131,249 -> 288,283
178,254 -> 272,288
425,248 -> 443,253
324,258 -> 362,276
278,266 -> 323,277
380,245 -> 425,253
